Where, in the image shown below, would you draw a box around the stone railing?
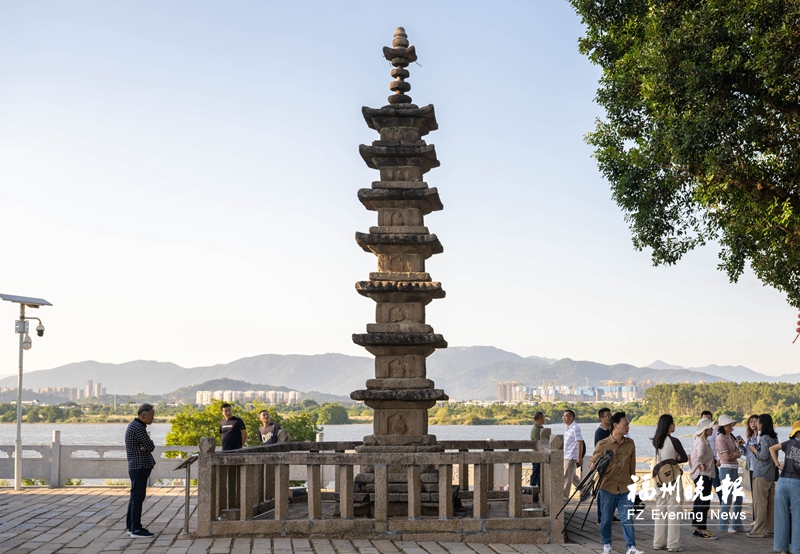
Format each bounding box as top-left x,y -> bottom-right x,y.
0,431 -> 198,486
195,436 -> 565,543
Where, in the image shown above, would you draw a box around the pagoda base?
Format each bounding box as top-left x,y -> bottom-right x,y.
335,445 -> 461,517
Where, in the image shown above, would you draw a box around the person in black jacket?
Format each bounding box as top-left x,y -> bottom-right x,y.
125,403 -> 156,539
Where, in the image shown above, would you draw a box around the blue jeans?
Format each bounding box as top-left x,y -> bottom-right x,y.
598,489 -> 636,548
530,463 -> 540,487
127,467 -> 151,532
718,467 -> 745,531
775,477 -> 800,554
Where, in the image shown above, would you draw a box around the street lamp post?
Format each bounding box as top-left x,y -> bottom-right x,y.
1,293 -> 52,491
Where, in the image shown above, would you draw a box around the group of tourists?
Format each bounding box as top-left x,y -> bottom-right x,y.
548,407 -> 800,554
555,408 -> 643,554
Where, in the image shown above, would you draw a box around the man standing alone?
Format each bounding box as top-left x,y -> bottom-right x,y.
563,409 -> 584,501
125,403 -> 156,538
529,411 -> 545,487
220,403 -> 247,451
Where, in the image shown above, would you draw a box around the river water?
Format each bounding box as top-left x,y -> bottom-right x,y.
1,423 -> 794,453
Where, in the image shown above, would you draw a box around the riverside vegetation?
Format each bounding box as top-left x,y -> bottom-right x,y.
5,382 -> 800,429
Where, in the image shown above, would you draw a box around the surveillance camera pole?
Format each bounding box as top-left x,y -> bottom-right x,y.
14,303 -> 25,491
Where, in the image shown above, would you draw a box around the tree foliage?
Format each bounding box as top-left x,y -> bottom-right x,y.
165,400 -> 322,448
643,381 -> 800,425
427,401 -> 645,425
570,0 -> 800,303
315,403 -> 350,425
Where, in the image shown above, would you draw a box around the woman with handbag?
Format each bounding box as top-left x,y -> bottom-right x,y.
652,414 -> 688,552
690,417 -> 717,540
747,414 -> 777,537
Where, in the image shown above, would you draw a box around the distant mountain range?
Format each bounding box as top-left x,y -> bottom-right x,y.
644,359 -> 800,383
0,345 -> 792,401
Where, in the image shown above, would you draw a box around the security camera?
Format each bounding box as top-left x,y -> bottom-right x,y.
22,335 -> 32,350
36,324 -> 44,337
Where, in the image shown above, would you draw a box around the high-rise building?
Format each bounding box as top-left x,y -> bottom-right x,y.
85,380 -> 93,399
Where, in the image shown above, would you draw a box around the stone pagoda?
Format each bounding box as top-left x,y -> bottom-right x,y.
349,27 -> 448,516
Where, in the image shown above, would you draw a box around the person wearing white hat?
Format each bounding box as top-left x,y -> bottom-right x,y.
716,414 -> 746,533
690,417 -> 717,540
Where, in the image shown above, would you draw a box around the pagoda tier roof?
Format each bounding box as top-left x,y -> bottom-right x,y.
352,332 -> 447,349
355,280 -> 444,305
359,144 -> 439,174
358,187 -> 443,214
362,104 -> 438,135
350,388 -> 448,402
355,232 -> 443,255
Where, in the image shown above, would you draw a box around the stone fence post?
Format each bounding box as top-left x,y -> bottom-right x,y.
196,437 -> 216,537
548,434 -> 565,544
49,430 -> 61,488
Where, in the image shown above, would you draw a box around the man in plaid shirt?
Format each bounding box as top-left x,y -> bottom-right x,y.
125,403 -> 156,538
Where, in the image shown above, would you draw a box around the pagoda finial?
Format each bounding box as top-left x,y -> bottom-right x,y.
392,27 -> 409,48
383,26 -> 417,105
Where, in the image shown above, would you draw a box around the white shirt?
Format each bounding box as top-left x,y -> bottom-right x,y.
564,421 -> 583,460
709,425 -> 718,458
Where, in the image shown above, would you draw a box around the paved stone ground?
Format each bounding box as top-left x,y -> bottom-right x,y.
0,487 -> 777,554
0,488 -> 587,554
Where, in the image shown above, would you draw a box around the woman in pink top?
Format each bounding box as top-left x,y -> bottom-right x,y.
716,414 -> 746,533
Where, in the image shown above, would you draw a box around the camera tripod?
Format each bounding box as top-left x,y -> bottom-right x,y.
555,451 -> 612,532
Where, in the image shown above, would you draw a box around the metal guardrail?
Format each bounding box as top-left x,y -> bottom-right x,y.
174,454 -> 200,534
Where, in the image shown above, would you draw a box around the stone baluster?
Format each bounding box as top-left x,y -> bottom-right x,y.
374,464 -> 389,521
334,449 -> 344,494
438,464 -> 453,519
486,446 -> 495,490
339,465 -> 354,519
459,450 -> 469,491
508,463 -> 522,517
307,464 -> 322,519
473,464 -> 488,519
275,464 -> 290,519
240,465 -> 257,520
408,465 -> 421,519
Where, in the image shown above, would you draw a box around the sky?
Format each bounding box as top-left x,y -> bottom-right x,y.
0,1 -> 797,378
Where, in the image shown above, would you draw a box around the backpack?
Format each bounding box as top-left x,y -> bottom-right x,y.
652,436 -> 684,486
652,458 -> 682,487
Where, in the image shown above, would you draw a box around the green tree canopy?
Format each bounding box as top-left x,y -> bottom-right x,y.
570,0 -> 800,303
315,403 -> 350,425
165,400 -> 321,448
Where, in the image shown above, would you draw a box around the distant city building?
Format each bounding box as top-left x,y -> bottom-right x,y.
34,386 -> 84,400
497,380 -> 642,403
85,380 -> 93,399
195,389 -> 301,406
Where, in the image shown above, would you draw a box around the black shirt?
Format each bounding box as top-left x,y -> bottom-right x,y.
595,425 -> 611,446
259,423 -> 282,444
780,438 -> 800,479
220,416 -> 246,451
